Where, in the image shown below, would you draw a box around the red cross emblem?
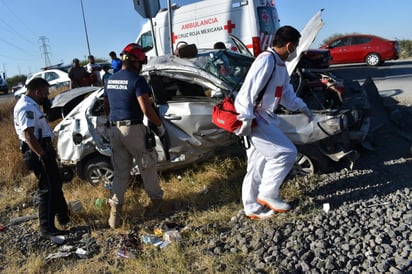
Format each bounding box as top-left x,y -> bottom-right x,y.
224,20 -> 236,33
172,32 -> 178,44
261,10 -> 269,24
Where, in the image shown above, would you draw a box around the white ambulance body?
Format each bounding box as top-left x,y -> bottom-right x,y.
136,0 -> 280,57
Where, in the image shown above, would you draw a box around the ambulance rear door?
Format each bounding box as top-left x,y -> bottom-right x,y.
246,0 -> 280,56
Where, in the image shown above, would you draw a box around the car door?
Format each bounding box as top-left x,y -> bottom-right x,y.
144,69 -> 236,167
327,37 -> 350,63
44,71 -> 60,87
347,36 -> 372,62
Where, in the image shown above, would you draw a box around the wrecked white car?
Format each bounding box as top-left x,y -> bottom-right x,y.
50,47 -> 374,187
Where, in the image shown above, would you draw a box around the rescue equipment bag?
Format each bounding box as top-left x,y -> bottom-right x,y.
212,96 -> 242,132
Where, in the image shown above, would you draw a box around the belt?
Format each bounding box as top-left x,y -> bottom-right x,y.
20,137 -> 53,152
111,120 -> 142,127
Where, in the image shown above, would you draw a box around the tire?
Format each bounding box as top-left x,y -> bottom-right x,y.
83,156 -> 113,189
289,152 -> 316,177
365,53 -> 381,66
289,145 -> 330,178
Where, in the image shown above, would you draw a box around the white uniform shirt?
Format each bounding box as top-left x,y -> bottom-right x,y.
235,48 -> 306,125
87,63 -> 102,82
13,94 -> 54,142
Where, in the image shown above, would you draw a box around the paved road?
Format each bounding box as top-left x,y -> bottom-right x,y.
328,59 -> 412,104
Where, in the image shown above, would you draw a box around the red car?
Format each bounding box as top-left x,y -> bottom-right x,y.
320,34 -> 400,66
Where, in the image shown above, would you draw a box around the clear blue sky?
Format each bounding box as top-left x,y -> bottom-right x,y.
0,0 -> 410,77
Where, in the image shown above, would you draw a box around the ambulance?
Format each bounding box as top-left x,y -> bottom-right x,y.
136,0 -> 280,57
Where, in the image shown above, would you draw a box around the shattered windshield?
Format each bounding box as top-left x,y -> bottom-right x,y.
194,50 -> 254,89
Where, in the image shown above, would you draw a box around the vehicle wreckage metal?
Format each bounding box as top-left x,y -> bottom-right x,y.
50,11 -> 384,186
51,50 -> 383,187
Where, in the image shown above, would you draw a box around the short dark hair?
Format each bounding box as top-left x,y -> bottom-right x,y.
109,51 -> 116,57
26,78 -> 49,92
272,26 -> 301,47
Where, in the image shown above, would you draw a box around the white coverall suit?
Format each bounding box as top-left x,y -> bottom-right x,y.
234,48 -> 309,215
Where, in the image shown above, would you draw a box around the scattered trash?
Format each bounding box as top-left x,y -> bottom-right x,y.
323,203 -> 330,213
69,200 -> 85,214
59,245 -> 75,252
0,225 -> 5,231
141,234 -> 162,245
117,248 -> 136,259
163,230 -> 181,242
177,175 -> 182,180
153,227 -> 163,237
75,247 -> 89,258
116,232 -> 141,259
95,198 -> 104,210
45,251 -> 72,262
43,230 -> 99,261
13,187 -> 23,193
159,240 -> 171,249
9,215 -> 37,226
199,185 -> 208,194
50,235 -> 66,245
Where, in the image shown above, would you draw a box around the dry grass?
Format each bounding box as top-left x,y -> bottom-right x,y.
0,89 -> 316,273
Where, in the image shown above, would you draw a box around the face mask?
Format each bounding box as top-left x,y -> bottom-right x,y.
286,49 -> 297,62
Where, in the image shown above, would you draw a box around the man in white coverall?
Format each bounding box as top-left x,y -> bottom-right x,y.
234,26 -> 314,219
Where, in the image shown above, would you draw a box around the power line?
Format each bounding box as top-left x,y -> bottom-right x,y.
0,0 -> 38,40
0,18 -> 36,46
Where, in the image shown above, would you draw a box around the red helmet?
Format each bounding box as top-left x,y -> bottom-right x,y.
120,43 -> 146,62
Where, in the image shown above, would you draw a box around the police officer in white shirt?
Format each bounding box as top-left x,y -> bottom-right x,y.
13,78 -> 70,238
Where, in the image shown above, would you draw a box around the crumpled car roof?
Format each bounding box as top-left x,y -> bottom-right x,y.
48,86 -> 100,122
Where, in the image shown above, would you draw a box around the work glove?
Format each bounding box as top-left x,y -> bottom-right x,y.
235,119 -> 253,136
300,106 -> 314,123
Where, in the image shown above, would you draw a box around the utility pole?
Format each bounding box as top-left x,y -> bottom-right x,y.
39,36 -> 52,68
80,0 -> 91,56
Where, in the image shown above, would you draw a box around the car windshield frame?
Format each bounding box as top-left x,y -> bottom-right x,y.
193,50 -> 254,89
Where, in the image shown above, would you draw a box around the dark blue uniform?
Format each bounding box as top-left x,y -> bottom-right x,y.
104,70 -> 150,123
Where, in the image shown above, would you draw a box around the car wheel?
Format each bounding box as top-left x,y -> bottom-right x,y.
289,152 -> 316,177
289,145 -> 330,178
365,53 -> 381,66
83,156 -> 113,189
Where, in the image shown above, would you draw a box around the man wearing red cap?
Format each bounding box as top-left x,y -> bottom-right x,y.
103,43 -> 165,229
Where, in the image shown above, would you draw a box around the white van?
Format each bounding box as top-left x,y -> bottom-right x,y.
136,0 -> 280,57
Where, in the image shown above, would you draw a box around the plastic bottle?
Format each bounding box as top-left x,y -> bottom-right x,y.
95,198 -> 104,209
